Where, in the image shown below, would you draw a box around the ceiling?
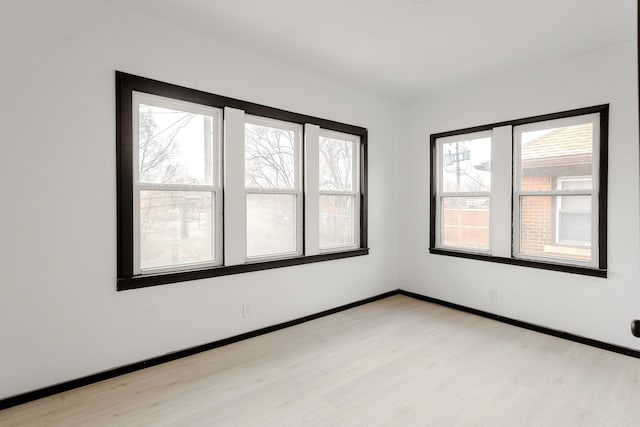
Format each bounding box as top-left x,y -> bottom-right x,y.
131,0 -> 636,100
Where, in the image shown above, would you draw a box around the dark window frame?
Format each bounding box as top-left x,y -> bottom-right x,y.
117,72 -> 368,291
429,104 -> 608,278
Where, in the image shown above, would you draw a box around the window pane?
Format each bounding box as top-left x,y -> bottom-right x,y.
560,177 -> 592,191
519,123 -> 593,190
520,195 -> 592,262
140,191 -> 214,270
245,121 -> 298,189
246,193 -> 297,258
560,194 -> 590,211
558,212 -> 591,243
138,104 -> 216,185
441,136 -> 491,193
320,195 -> 355,249
319,135 -> 354,191
441,197 -> 490,250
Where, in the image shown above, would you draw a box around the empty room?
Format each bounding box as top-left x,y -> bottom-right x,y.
1,0 -> 639,425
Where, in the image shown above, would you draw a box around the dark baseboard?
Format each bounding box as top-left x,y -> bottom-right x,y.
0,290 -> 398,411
3,288 -> 639,411
398,290 -> 640,359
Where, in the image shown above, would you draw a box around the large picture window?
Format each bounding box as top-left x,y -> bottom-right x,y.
117,72 -> 368,290
430,105 -> 608,277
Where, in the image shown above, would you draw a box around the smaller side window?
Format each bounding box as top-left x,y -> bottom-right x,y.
430,104 -> 607,277
319,130 -> 360,251
244,116 -> 303,260
434,131 -> 492,252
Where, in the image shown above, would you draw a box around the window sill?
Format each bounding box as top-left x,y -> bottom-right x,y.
428,247 -> 606,278
118,248 -> 370,291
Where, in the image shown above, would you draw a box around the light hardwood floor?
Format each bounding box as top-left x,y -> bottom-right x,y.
2,295 -> 640,426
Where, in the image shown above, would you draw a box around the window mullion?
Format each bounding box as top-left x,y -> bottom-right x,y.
491,125 -> 512,258
304,124 -> 320,256
223,107 -> 247,266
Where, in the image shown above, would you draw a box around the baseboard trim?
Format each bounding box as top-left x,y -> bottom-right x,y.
0,290 -> 398,411
398,290 -> 640,359
4,289 -> 639,411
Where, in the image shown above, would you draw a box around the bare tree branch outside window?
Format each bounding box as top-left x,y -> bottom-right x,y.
139,106 -> 196,184
245,123 -> 295,189
138,106 -> 213,267
320,136 -> 352,192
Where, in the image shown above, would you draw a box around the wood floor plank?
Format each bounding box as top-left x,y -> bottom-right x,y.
2,295 -> 640,426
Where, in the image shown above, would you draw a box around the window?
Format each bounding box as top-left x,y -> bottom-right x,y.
117,72 -> 368,290
319,130 -> 360,251
434,131 -> 491,252
245,116 -> 302,260
514,114 -> 600,267
430,105 -> 607,277
132,93 -> 222,274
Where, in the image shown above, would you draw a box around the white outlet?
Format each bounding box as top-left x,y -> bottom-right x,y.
242,303 -> 250,318
489,290 -> 498,303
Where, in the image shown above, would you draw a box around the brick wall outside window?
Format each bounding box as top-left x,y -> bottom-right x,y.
520,176 -> 553,254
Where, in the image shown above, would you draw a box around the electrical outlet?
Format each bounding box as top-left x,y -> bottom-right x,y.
242,303 -> 250,318
489,290 -> 498,303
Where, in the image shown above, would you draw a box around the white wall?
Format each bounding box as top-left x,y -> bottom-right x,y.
399,41 -> 640,350
2,0 -> 637,403
0,0 -> 400,399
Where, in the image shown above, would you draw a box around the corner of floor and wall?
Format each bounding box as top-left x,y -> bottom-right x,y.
0,1 -> 402,403
396,39 -> 640,361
